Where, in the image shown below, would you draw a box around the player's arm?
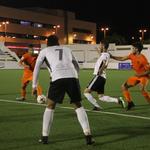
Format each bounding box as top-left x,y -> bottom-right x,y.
18,57 -> 30,68
32,51 -> 45,95
109,53 -> 129,61
72,53 -> 80,73
98,60 -> 107,75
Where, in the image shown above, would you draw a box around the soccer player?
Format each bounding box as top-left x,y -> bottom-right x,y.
110,41 -> 150,110
16,44 -> 42,101
32,35 -> 94,145
84,40 -> 125,111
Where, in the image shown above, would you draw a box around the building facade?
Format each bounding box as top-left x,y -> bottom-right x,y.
0,6 -> 96,57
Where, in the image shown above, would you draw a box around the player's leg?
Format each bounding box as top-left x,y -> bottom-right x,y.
94,76 -> 125,107
17,73 -> 32,100
140,77 -> 150,103
84,88 -> 102,110
98,94 -> 126,108
122,76 -> 139,110
39,79 -> 65,144
67,78 -> 95,145
16,79 -> 29,101
98,94 -> 118,103
74,101 -> 95,145
21,81 -> 28,99
36,84 -> 42,96
30,74 -> 42,96
84,76 -> 103,110
39,99 -> 56,144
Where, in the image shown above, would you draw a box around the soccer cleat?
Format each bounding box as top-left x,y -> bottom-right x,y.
92,106 -> 102,111
127,101 -> 135,110
118,97 -> 126,108
85,135 -> 95,145
16,97 -> 25,101
38,136 -> 48,144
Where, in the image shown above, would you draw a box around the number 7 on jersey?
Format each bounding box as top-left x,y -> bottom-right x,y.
55,49 -> 63,60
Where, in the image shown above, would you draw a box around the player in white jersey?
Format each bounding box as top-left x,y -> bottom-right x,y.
32,35 -> 94,145
84,40 -> 126,111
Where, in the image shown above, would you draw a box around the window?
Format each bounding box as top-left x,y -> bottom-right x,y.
0,32 -> 47,40
20,21 -> 31,26
0,17 -> 55,29
33,23 -> 43,28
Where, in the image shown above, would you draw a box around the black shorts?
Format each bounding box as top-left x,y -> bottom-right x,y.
87,75 -> 106,94
48,78 -> 82,104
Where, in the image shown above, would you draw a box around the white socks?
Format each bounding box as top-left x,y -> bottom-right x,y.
99,95 -> 118,103
42,107 -> 91,137
75,107 -> 91,135
84,93 -> 101,108
42,108 -> 54,136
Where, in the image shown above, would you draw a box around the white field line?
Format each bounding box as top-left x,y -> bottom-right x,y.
0,98 -> 150,121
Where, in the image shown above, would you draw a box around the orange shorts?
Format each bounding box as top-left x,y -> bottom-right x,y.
126,76 -> 149,86
22,70 -> 33,84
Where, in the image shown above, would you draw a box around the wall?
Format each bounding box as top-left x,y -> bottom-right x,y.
0,5 -> 96,45
1,43 -> 150,69
64,44 -> 150,69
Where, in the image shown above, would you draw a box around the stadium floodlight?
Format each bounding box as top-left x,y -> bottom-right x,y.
101,27 -> 109,39
53,25 -> 60,34
2,21 -> 9,42
139,29 -> 147,42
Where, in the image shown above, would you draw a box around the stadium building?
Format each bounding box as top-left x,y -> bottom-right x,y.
0,5 -> 96,57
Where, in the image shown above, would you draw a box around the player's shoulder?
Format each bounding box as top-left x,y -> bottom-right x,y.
22,52 -> 30,59
140,53 -> 148,62
56,45 -> 71,50
140,53 -> 147,58
62,46 -> 71,50
101,52 -> 110,58
39,47 -> 49,55
128,53 -> 135,59
23,52 -> 29,57
53,45 -> 70,51
43,46 -> 61,51
104,52 -> 110,57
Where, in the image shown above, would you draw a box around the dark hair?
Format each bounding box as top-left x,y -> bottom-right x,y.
47,35 -> 59,46
132,42 -> 143,53
100,39 -> 109,49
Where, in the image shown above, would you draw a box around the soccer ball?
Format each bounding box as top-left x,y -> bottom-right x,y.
37,95 -> 47,104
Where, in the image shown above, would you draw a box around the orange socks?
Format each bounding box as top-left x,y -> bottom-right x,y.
123,90 -> 131,102
37,85 -> 42,96
142,91 -> 150,103
21,84 -> 42,98
123,89 -> 150,104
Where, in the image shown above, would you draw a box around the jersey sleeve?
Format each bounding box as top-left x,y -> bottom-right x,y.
32,50 -> 45,88
71,52 -> 79,73
20,53 -> 28,61
127,53 -> 132,59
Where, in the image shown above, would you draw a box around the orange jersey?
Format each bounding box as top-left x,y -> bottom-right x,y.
128,53 -> 149,74
21,52 -> 37,71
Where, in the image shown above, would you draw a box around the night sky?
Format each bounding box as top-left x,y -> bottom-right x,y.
0,0 -> 150,42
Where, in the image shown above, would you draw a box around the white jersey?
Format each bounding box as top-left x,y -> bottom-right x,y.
93,52 -> 110,79
32,46 -> 78,88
